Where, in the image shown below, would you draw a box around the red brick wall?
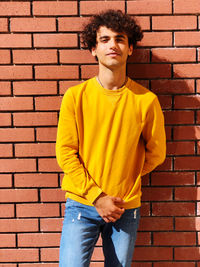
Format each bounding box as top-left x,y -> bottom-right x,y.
0,0 -> 199,266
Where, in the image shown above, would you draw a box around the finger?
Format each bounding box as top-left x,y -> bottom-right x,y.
112,197 -> 125,203
113,206 -> 125,214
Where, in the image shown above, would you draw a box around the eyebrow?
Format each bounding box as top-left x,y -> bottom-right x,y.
99,34 -> 126,40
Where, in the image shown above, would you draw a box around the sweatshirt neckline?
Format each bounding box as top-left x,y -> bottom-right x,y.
92,76 -> 131,95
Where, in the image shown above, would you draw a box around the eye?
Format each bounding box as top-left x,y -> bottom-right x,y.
116,38 -> 124,43
100,38 -> 109,43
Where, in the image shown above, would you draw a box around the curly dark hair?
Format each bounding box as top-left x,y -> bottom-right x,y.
81,9 -> 143,51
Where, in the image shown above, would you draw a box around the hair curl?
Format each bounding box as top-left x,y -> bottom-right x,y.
81,9 -> 143,51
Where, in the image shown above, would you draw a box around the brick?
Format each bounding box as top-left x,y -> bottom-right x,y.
139,217 -> 173,231
18,265 -> 57,267
0,144 -> 12,157
174,64 -> 200,78
135,232 -> 151,246
0,2 -> 30,16
151,172 -> 195,186
140,32 -> 172,47
198,172 -> 200,185
154,262 -> 195,267
198,202 -> 200,216
16,203 -> 60,218
0,97 -> 33,111
174,126 -> 200,140
167,141 -> 195,155
154,232 -> 196,246
0,18 -> 8,31
132,264 -> 152,267
175,247 -> 200,260
152,202 -> 195,216
34,33 -> 77,48
174,95 -> 200,109
11,18 -> 56,32
15,143 -> 56,157
164,110 -> 194,125
174,0 -> 200,14
0,219 -> 38,233
175,187 -> 200,201
40,189 -> 65,202
59,17 -> 89,32
40,218 -> 63,232
0,174 -> 12,187
0,66 -> 32,80
59,80 -> 83,94
33,1 -> 77,16
0,113 -> 11,126
129,64 -> 171,79
91,247 -> 104,261
14,173 -> 58,188
158,95 -> 172,109
151,79 -> 195,94
18,233 -> 60,247
133,247 -> 172,261
0,34 -> 31,48
40,248 -> 59,262
0,128 -> 34,142
0,249 -> 38,263
35,65 -> 79,80
0,159 -> 36,173
134,16 -> 151,31
165,126 -> 172,141
152,16 -> 197,30
0,234 -> 15,247
35,96 -> 62,111
80,1 -> 125,15
128,0 -> 171,14
13,50 -> 57,64
38,158 -> 62,172
36,127 -> 57,142
140,202 -> 150,216
0,49 -> 10,63
0,204 -> 14,218
175,32 -> 200,46
175,157 -> 200,170
152,48 -> 196,63
0,82 -> 11,95
60,49 -> 96,64
142,187 -> 172,201
128,48 -> 150,63
13,112 -> 58,126
13,81 -> 57,96
155,157 -> 172,171
0,189 -> 38,203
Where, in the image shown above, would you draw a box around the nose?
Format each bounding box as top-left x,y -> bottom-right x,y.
109,38 -> 118,49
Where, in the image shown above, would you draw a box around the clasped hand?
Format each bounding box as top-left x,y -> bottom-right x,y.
93,192 -> 125,223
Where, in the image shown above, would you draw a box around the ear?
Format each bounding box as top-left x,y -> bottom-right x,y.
91,47 -> 97,57
128,44 -> 133,56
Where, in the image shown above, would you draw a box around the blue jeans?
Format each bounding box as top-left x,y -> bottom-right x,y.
59,198 -> 140,267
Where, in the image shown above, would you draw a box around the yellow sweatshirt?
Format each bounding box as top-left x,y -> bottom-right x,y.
56,77 -> 166,209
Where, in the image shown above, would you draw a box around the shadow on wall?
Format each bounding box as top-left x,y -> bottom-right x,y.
127,49 -> 200,264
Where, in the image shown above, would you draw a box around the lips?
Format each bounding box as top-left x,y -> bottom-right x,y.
106,52 -> 120,56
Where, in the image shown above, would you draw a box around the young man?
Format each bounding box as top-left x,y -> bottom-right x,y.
56,9 -> 166,267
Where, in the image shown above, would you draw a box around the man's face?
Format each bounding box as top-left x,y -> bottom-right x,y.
91,26 -> 133,70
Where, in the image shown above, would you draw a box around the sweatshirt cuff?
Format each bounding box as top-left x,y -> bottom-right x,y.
85,185 -> 103,205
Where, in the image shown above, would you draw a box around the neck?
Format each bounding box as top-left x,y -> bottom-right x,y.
97,64 -> 127,90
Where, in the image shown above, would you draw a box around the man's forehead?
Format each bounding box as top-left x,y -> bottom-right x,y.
96,26 -> 127,38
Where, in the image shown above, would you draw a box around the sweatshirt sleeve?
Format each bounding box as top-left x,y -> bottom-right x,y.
56,89 -> 103,204
141,96 -> 166,176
